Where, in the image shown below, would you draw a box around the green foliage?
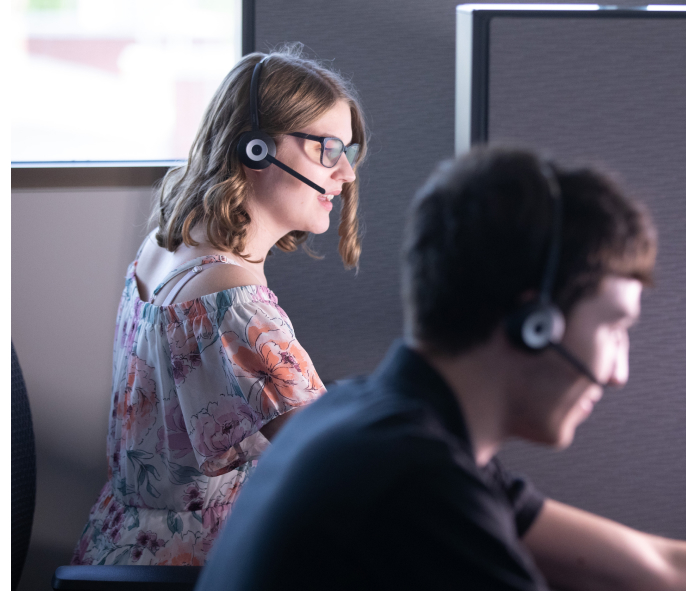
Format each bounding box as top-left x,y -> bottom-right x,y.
167,510 -> 184,535
28,0 -> 76,12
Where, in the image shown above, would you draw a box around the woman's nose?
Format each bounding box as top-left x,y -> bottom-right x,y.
333,155 -> 356,184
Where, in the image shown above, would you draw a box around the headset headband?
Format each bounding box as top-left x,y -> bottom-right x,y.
538,162 -> 563,305
249,57 -> 268,132
237,55 -> 326,194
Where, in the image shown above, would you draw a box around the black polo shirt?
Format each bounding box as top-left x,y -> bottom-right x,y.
197,342 -> 549,591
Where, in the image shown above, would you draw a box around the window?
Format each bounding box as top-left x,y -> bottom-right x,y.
11,0 -> 242,163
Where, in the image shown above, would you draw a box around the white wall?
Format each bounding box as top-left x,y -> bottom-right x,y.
12,186 -> 153,588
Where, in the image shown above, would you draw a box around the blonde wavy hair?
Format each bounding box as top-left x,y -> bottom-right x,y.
151,44 -> 368,269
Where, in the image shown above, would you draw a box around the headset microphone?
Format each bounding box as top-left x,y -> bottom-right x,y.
550,344 -> 605,386
505,162 -> 606,387
236,57 -> 326,195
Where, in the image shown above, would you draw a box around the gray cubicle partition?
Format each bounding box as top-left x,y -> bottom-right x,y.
259,0 -> 685,538
456,4 -> 686,536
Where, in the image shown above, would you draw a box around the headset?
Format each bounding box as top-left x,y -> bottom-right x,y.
505,162 -> 605,386
236,57 -> 326,195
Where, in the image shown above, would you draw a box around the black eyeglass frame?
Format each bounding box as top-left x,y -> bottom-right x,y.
287,132 -> 360,168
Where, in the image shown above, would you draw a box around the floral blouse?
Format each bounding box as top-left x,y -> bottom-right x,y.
71,253 -> 326,566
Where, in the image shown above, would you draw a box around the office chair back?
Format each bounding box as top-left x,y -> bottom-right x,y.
12,342 -> 37,590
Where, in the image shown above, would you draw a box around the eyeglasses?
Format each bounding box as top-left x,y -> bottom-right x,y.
287,132 -> 360,168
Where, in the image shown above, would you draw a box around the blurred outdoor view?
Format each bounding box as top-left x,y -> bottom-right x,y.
11,0 -> 242,162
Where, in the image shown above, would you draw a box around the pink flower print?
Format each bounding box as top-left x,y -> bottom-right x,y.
166,318 -> 203,386
252,286 -> 289,321
149,536 -> 164,554
171,348 -> 202,383
136,530 -> 165,554
130,546 -> 144,563
189,349 -> 202,368
100,504 -> 117,532
156,400 -> 192,459
279,351 -> 302,374
180,299 -> 214,342
155,532 -> 202,566
136,531 -> 166,554
226,317 -> 322,415
190,396 -> 260,462
201,529 -> 221,556
119,355 -> 158,436
121,300 -> 143,354
136,530 -> 153,547
102,507 -> 126,543
111,392 -> 119,420
199,501 -> 231,556
183,483 -> 203,512
165,305 -> 184,329
171,355 -> 191,383
252,285 -> 276,305
180,298 -> 208,321
70,534 -> 93,565
202,500 -> 231,535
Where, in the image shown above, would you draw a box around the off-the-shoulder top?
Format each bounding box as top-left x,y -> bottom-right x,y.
71,250 -> 325,566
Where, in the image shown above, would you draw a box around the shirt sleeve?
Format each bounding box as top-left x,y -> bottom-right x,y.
166,289 -> 326,477
487,457 -> 546,537
345,432 -> 550,591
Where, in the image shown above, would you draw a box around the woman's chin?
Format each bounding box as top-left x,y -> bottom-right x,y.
308,218 -> 332,235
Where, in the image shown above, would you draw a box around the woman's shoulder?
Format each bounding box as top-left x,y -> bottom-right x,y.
174,263 -> 264,301
172,283 -> 291,328
134,233 -> 269,306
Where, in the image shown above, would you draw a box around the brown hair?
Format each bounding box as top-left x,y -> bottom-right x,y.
151,44 -> 368,268
402,146 -> 657,355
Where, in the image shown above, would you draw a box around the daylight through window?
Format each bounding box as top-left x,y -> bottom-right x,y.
11,0 -> 242,162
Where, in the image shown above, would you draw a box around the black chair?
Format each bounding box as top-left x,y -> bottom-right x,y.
52,565 -> 202,590
10,342 -> 201,590
12,342 -> 37,591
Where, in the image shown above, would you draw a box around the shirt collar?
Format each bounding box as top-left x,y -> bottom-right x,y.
371,339 -> 475,459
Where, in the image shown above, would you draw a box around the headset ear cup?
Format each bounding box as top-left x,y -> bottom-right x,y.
237,131 -> 276,170
506,302 -> 566,351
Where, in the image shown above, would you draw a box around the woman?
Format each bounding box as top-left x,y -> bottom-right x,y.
71,45 -> 367,566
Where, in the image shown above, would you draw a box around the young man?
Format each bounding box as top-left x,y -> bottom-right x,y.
197,147 -> 686,591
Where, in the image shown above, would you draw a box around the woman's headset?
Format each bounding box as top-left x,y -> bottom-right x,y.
236,57 -> 326,194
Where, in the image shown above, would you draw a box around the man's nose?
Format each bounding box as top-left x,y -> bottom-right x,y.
606,335 -> 629,387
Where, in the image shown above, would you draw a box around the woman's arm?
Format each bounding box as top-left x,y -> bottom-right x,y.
523,499 -> 686,591
259,408 -> 303,441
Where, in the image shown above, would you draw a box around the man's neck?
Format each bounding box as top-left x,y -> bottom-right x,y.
412,336 -> 512,467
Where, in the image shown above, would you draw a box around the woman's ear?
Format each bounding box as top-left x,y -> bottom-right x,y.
242,165 -> 264,177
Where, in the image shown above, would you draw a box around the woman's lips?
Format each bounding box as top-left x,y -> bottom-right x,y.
318,194 -> 335,211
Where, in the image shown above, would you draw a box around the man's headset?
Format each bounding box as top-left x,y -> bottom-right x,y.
236,57 -> 326,195
505,163 -> 606,386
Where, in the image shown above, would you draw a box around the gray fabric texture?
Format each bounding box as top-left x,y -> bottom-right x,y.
256,0 -> 685,538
